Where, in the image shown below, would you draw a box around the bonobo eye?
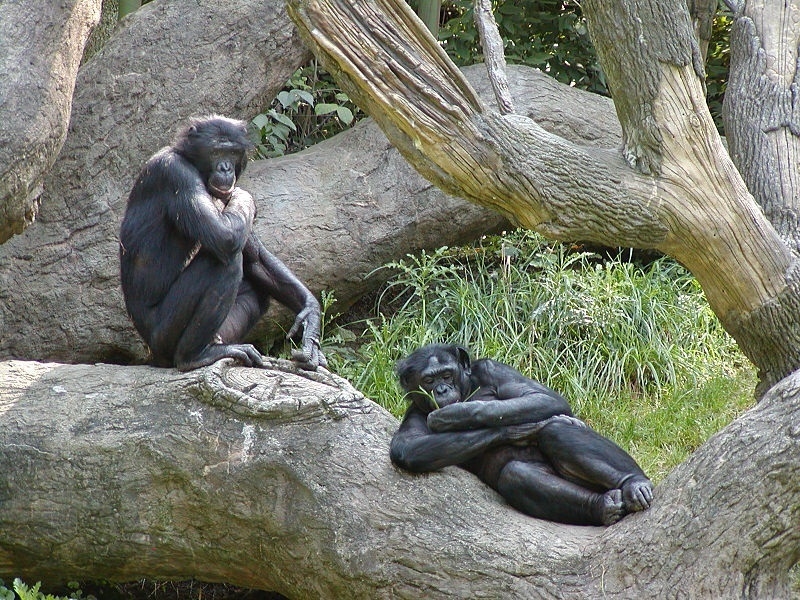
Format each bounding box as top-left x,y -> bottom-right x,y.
422,375 -> 434,386
441,372 -> 453,381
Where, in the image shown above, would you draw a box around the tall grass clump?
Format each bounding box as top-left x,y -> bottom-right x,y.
323,230 -> 755,481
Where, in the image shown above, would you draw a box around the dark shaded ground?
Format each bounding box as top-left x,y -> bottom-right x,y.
75,581 -> 288,600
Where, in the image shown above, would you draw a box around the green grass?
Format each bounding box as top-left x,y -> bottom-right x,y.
322,230 -> 756,484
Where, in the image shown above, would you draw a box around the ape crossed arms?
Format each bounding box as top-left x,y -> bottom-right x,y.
390,344 -> 653,526
120,115 -> 325,371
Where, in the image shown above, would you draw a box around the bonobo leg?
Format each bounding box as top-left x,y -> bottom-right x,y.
536,420 -> 653,512
240,233 -> 326,369
215,279 -> 269,343
147,253 -> 263,370
496,461 -> 625,526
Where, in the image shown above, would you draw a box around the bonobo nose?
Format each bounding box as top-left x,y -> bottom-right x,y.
220,161 -> 233,173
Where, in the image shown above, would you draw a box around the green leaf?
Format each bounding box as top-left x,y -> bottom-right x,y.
276,90 -> 292,109
314,103 -> 340,116
251,113 -> 270,129
336,106 -> 354,125
271,112 -> 297,130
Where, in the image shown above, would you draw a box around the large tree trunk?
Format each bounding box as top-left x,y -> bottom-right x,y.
286,0 -> 800,395
1,359 -> 798,598
0,0 -> 101,243
3,0 -> 800,596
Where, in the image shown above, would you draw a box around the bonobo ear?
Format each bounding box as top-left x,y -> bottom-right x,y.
455,346 -> 471,371
394,357 -> 411,389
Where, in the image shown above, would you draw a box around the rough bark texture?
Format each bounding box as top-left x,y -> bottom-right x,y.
1,358 -> 798,598
287,0 -> 800,392
724,2 -> 800,256
0,53 -> 627,364
0,0 -> 101,243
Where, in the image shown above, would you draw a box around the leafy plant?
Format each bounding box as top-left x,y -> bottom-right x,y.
0,579 -> 95,600
439,0 -> 607,94
437,0 -> 731,131
251,62 -> 362,158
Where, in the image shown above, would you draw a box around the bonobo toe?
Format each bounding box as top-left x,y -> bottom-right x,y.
599,489 -> 625,526
622,478 -> 654,512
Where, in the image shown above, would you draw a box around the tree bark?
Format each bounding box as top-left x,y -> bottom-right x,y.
724,2 -> 800,255
286,0 -> 800,394
1,358 -> 798,598
0,0 -> 101,243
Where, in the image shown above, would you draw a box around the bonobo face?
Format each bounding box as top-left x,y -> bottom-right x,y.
397,345 -> 472,412
174,115 -> 252,201
206,152 -> 241,199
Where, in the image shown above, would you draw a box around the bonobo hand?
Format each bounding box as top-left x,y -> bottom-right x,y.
287,306 -> 328,370
503,414 -> 587,445
427,403 -> 484,432
225,187 -> 256,216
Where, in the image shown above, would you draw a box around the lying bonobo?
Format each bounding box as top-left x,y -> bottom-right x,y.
390,344 -> 653,526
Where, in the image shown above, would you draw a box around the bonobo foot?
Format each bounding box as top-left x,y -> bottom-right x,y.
177,343 -> 265,371
597,489 -> 626,526
621,476 -> 654,512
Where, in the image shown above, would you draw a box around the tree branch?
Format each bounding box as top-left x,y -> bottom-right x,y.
286,0 -> 800,391
473,0 -> 514,114
1,359 -> 798,597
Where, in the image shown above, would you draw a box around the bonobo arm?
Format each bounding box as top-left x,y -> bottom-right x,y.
428,359 -> 573,432
428,392 -> 573,432
242,234 -> 326,368
165,153 -> 255,262
390,407 -> 510,472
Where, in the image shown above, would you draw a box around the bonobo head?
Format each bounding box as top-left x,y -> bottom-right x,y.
174,115 -> 253,200
396,344 -> 473,413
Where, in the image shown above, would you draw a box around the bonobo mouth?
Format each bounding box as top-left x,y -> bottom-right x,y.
209,183 -> 235,199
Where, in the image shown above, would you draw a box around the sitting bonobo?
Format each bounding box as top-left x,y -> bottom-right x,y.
119,115 -> 326,371
390,344 -> 653,526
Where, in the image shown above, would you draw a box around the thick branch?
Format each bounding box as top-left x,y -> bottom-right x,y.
0,0 -> 101,242
724,2 -> 800,255
473,0 -> 514,114
1,359 -> 798,597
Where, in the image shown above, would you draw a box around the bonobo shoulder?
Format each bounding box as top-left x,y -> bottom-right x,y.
470,358 -> 528,382
470,358 -> 567,398
135,147 -> 197,191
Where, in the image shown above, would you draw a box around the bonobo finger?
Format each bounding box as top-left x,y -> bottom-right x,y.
623,480 -> 654,511
228,344 -> 263,368
241,345 -> 265,368
291,348 -> 315,367
291,344 -> 326,371
315,347 -> 329,368
543,414 -> 587,428
287,307 -> 314,339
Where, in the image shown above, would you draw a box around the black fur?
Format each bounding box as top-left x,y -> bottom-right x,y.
119,115 -> 325,371
390,344 -> 653,525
